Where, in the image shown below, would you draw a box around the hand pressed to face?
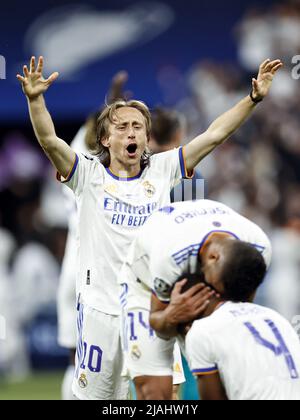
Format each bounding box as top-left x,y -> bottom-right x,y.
102,107 -> 148,175
166,279 -> 216,326
252,58 -> 283,101
16,56 -> 59,100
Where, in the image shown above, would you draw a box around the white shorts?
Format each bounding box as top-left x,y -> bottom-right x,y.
72,302 -> 130,400
121,306 -> 185,385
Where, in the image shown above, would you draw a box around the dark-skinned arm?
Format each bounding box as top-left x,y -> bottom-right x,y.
196,372 -> 228,401
149,279 -> 214,340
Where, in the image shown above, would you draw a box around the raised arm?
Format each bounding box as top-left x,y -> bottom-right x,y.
107,70 -> 129,104
184,59 -> 283,171
17,56 -> 76,179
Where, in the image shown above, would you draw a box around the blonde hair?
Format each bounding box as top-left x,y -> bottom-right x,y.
95,100 -> 152,168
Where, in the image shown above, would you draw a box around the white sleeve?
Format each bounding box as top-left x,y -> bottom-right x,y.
150,250 -> 181,303
151,146 -> 194,190
56,153 -> 99,195
186,323 -> 219,376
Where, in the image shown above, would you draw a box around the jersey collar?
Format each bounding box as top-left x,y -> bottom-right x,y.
105,167 -> 143,181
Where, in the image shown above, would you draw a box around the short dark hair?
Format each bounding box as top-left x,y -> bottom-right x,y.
151,107 -> 183,146
221,241 -> 267,302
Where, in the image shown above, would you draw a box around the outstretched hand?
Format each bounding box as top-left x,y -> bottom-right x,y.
17,56 -> 59,100
252,59 -> 283,101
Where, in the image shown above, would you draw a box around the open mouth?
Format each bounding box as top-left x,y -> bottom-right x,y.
126,143 -> 138,156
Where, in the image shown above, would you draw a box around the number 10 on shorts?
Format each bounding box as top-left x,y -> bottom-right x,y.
80,342 -> 103,373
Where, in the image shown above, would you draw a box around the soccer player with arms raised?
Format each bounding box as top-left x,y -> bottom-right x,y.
17,56 -> 281,400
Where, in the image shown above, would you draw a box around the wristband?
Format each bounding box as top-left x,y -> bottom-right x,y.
250,90 -> 263,104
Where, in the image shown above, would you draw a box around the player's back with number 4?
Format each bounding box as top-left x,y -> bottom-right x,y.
186,301 -> 300,400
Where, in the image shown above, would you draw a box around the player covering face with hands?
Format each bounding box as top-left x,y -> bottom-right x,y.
17,57 -> 282,400
120,199 -> 272,400
178,241 -> 300,400
135,200 -> 299,400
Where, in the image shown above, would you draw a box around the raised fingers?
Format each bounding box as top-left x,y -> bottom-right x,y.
45,71 -> 59,85
259,59 -> 271,71
265,59 -> 282,73
271,62 -> 283,74
112,70 -> 128,86
23,65 -> 29,78
36,56 -> 44,74
30,56 -> 36,73
16,74 -> 25,83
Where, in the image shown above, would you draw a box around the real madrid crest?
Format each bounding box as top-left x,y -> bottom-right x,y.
143,181 -> 156,198
78,373 -> 88,388
130,345 -> 142,361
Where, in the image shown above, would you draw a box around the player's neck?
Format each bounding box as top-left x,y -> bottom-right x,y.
203,297 -> 226,317
109,160 -> 141,179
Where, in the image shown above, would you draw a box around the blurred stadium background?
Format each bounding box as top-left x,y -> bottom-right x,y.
1,0 -> 300,400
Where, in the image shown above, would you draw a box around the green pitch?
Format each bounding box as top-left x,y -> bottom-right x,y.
0,371 -> 64,400
0,365 -> 198,400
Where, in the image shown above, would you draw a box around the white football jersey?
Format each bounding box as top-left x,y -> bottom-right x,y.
59,147 -> 190,314
121,199 -> 272,304
186,302 -> 300,400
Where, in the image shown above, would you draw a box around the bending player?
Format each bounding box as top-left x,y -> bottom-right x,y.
17,56 -> 281,400
183,241 -> 300,400
120,198 -> 272,399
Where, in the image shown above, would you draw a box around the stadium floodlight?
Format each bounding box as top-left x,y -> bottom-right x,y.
0,314 -> 6,340
0,55 -> 6,79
